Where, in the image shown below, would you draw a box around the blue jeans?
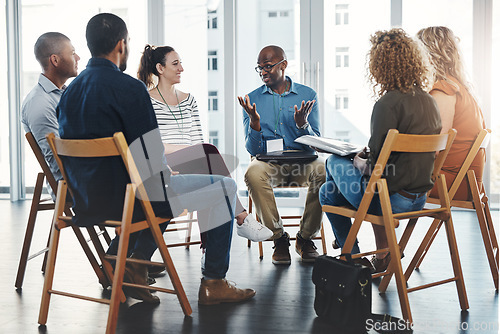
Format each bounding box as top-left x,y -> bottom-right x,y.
319,155 -> 427,254
109,174 -> 237,279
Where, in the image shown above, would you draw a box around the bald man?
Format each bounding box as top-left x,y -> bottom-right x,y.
238,45 -> 326,264
22,32 -> 80,191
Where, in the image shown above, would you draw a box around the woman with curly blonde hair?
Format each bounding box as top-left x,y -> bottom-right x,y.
319,28 -> 442,272
417,26 -> 486,201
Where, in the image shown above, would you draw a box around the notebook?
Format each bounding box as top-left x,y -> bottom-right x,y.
294,135 -> 365,157
255,150 -> 318,163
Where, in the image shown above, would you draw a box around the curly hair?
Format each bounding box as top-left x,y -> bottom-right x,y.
367,28 -> 432,97
417,26 -> 470,92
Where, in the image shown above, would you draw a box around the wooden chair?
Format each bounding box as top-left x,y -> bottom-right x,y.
15,132 -> 111,289
166,211 -> 201,249
322,129 -> 468,323
39,132 -> 191,334
407,129 -> 498,290
248,185 -> 327,259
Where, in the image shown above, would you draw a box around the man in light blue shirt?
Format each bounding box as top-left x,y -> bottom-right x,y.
238,45 -> 326,265
21,32 -> 80,191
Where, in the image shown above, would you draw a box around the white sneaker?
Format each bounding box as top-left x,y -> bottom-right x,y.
237,215 -> 273,242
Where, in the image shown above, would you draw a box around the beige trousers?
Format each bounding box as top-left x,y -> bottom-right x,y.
244,157 -> 326,240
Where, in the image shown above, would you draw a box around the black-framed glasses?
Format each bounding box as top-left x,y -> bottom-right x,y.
255,59 -> 286,74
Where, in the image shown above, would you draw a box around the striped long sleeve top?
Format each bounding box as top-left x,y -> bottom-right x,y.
151,94 -> 204,145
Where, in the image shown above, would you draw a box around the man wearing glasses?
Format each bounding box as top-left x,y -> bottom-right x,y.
238,45 -> 325,265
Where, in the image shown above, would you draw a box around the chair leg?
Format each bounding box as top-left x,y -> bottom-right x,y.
38,220 -> 61,325
248,196 -> 253,249
106,222 -> 131,334
153,223 -> 192,316
414,220 -> 443,270
15,173 -> 45,289
99,225 -> 112,246
319,222 -> 327,255
70,224 -> 109,289
380,218 -> 418,292
87,227 -> 113,289
185,212 -> 194,249
378,182 -> 412,323
38,180 -> 68,326
468,171 -> 499,290
443,214 -> 469,310
404,218 -> 442,282
106,185 -> 138,334
482,198 -> 499,266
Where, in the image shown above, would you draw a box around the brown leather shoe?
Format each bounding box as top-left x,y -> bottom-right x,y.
148,265 -> 166,277
352,257 -> 375,272
371,254 -> 391,274
198,278 -> 256,305
123,253 -> 160,304
371,251 -> 405,274
272,232 -> 291,265
295,232 -> 319,263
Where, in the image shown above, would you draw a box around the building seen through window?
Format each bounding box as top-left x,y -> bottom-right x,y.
208,10 -> 217,29
335,47 -> 349,68
335,4 -> 349,25
208,90 -> 218,111
208,50 -> 218,70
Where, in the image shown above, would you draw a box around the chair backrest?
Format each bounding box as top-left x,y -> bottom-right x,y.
25,132 -> 59,194
46,132 -> 159,223
446,129 -> 491,200
355,129 -> 456,219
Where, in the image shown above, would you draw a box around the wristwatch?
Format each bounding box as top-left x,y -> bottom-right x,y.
296,122 -> 309,130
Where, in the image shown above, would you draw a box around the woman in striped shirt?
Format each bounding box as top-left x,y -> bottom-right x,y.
138,44 -> 272,242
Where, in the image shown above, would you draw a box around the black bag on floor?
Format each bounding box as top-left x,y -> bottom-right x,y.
312,254 -> 412,334
312,254 -> 372,333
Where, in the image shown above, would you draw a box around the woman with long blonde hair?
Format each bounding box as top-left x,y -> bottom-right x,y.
319,29 -> 441,272
417,26 -> 486,201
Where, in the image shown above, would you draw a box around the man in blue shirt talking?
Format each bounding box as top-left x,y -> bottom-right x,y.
238,46 -> 326,264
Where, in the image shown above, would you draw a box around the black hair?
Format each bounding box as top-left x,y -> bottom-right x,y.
137,44 -> 175,88
34,32 -> 70,70
86,13 -> 128,57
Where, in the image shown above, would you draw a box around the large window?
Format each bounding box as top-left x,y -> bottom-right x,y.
235,0 -> 301,200
323,0 -> 391,144
0,2 -> 9,195
18,1 -> 147,193
4,0 -> 498,201
164,0 -> 224,152
492,1 -> 500,194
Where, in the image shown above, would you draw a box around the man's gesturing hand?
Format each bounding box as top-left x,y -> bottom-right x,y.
294,100 -> 315,128
238,95 -> 261,131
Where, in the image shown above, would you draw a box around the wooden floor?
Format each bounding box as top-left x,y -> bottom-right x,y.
1,199 -> 498,334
